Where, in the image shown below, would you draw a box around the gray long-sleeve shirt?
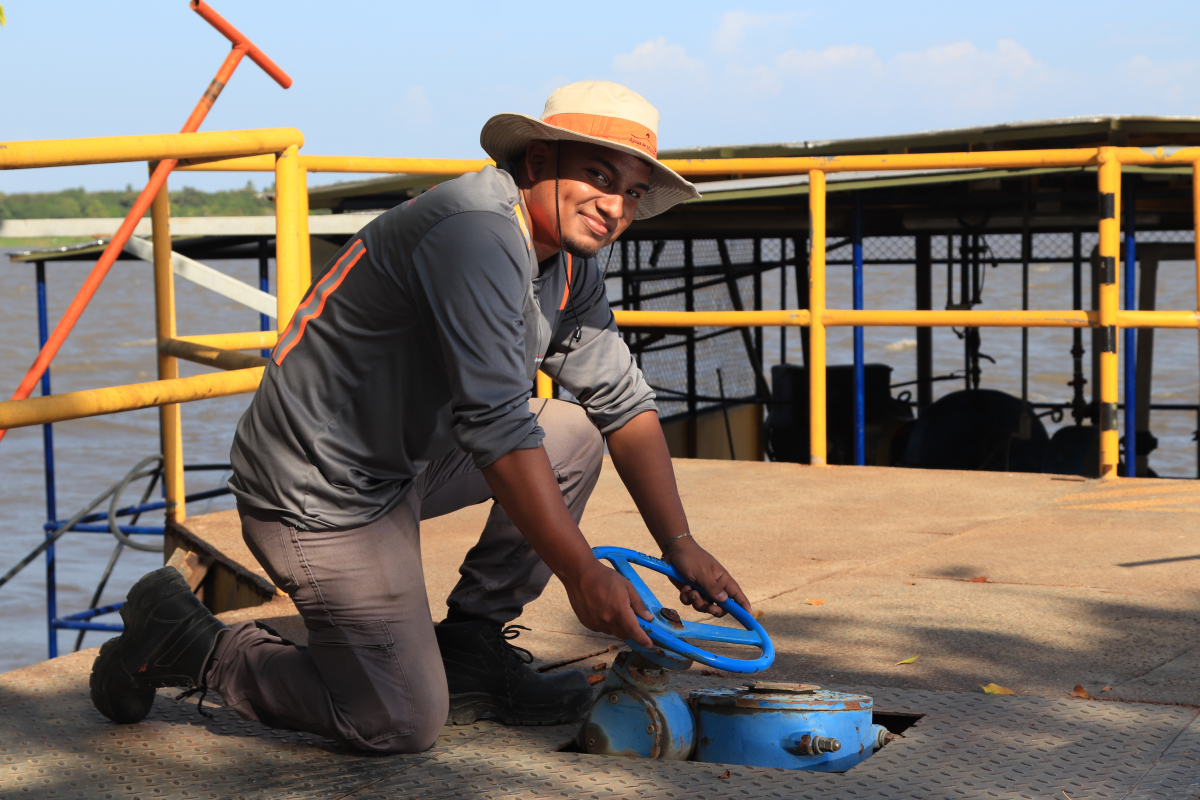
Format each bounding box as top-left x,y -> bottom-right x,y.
228,165 -> 656,531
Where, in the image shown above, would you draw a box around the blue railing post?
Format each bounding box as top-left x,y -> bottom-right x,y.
1124,180 -> 1137,477
852,192 -> 865,466
259,237 -> 272,358
36,261 -> 59,658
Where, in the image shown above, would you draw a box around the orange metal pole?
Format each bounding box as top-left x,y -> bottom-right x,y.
0,5 -> 291,443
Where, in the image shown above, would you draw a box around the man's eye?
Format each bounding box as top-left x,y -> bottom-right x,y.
589,169 -> 608,185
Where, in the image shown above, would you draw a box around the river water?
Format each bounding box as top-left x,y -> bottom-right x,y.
1,236 -> 1196,672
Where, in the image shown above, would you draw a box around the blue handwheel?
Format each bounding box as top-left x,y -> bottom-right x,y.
593,545 -> 774,674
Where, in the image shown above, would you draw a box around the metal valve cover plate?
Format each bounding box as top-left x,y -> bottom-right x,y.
690,685 -> 873,712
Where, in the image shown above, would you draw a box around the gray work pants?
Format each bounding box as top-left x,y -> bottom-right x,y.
206,399 -> 604,754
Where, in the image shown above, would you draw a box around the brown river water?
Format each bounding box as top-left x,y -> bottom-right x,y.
1,238 -> 1196,671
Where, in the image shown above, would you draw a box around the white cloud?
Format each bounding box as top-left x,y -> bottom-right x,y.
776,44 -> 879,73
614,37 -> 704,76
714,11 -> 796,54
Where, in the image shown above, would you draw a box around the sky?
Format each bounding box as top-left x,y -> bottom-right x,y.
3,0 -> 1200,194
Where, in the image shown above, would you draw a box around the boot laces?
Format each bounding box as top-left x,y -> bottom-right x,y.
499,625 -> 534,670
174,686 -> 215,719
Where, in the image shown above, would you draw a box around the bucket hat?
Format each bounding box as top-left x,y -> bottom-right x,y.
480,81 -> 699,219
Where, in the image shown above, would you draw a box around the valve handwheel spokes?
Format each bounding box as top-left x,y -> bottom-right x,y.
592,546 -> 774,674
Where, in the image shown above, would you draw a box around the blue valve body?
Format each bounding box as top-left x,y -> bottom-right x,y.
691,687 -> 887,772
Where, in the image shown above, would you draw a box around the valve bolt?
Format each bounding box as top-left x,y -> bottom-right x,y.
812,736 -> 841,754
608,693 -> 619,705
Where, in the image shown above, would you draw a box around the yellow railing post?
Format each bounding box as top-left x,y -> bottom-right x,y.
1194,162 -> 1200,455
808,170 -> 828,466
1097,149 -> 1122,478
274,144 -> 303,332
150,170 -> 186,523
298,166 -> 312,291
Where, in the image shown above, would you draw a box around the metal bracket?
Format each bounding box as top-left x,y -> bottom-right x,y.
1099,192 -> 1115,220
1101,256 -> 1116,285
1100,403 -> 1119,431
1101,325 -> 1117,353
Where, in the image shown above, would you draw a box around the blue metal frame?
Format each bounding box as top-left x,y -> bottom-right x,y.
1124,181 -> 1137,477
259,237 -> 272,358
852,192 -> 866,465
31,261 -> 234,657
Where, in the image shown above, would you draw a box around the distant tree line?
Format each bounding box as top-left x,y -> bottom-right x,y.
0,182 -> 276,219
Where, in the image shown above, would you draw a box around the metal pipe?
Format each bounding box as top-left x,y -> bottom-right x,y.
1124,176 -> 1138,477
258,238 -> 272,358
1194,161 -> 1200,479
275,145 -> 304,330
0,369 -> 265,430
809,170 -> 828,466
177,154 -> 490,174
852,192 -> 865,466
171,144 -> 1200,178
822,309 -> 1096,327
1097,150 -> 1122,478
0,128 -> 302,170
616,310 -> 811,327
1070,231 -> 1087,425
160,338 -> 268,371
298,169 -> 312,291
664,149 -> 1103,177
537,371 -> 553,399
177,330 -> 279,350
915,235 -> 933,410
189,0 -> 293,90
0,31 -> 293,443
151,178 -> 186,524
36,261 -> 57,659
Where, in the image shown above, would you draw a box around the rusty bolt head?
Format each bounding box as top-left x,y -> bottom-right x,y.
658,607 -> 685,630
608,693 -> 619,705
645,724 -> 655,734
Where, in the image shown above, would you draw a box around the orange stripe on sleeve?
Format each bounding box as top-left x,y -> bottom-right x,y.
559,253 -> 572,310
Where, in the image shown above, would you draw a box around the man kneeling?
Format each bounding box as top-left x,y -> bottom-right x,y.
90,81 -> 751,754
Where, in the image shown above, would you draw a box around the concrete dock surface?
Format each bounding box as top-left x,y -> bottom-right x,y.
3,460 -> 1199,798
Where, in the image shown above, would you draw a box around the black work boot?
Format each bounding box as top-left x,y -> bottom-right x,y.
90,566 -> 228,724
434,619 -> 592,726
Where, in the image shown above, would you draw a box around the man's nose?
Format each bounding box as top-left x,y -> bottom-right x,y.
595,192 -> 624,221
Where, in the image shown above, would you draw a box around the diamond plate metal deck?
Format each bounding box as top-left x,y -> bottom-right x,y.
2,650 -> 1197,800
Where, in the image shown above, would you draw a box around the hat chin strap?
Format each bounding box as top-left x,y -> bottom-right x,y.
554,147 -> 585,344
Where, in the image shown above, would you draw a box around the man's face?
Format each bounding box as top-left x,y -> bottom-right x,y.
522,140 -> 652,259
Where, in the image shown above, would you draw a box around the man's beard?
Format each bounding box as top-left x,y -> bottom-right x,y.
560,231 -> 604,260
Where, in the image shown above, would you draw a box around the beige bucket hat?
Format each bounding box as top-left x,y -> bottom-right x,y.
480,81 -> 700,219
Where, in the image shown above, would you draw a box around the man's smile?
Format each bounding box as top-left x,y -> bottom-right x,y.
579,212 -> 610,238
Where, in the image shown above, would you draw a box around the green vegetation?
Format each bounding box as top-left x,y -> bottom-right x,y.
0,182 -> 277,220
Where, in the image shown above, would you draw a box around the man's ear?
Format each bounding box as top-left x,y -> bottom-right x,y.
524,140 -> 553,184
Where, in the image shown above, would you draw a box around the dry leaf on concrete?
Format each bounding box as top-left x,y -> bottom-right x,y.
751,608 -> 765,619
699,669 -> 726,677
586,674 -> 606,686
1101,685 -> 1113,693
805,598 -> 826,606
593,662 -> 608,671
1069,684 -> 1090,699
717,770 -> 732,779
895,655 -> 919,666
969,576 -> 988,583
979,683 -> 1015,695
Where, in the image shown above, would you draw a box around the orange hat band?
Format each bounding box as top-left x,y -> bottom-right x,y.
542,113 -> 658,158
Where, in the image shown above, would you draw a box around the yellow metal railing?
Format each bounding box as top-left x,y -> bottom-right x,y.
2,140 -> 1199,484
0,128 -> 306,522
